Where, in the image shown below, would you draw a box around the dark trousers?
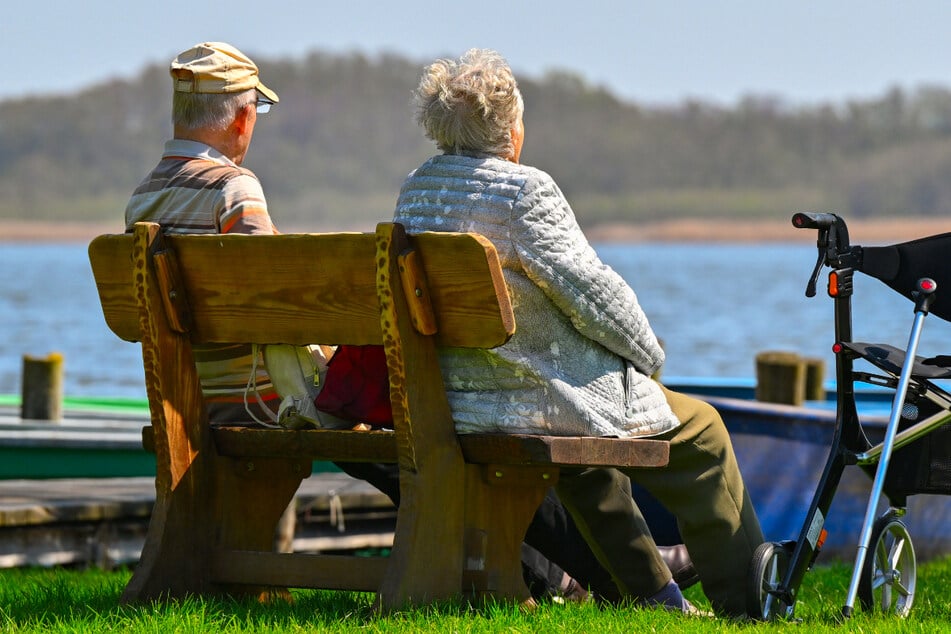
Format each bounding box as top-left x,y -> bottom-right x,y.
555,387 -> 764,616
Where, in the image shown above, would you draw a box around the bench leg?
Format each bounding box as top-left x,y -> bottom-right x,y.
377,449 -> 467,610
211,457 -> 308,548
463,464 -> 558,604
122,454 -> 305,602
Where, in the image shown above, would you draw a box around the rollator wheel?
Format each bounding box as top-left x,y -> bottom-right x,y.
858,515 -> 916,616
746,541 -> 793,620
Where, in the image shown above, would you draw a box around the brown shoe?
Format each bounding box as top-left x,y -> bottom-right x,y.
561,575 -> 590,603
658,544 -> 699,589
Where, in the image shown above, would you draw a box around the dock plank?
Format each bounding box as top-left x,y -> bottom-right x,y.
0,472 -> 396,568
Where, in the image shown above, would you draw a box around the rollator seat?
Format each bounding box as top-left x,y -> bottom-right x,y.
841,342 -> 951,380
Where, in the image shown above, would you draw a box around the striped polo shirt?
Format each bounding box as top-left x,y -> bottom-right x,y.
125,139 -> 279,423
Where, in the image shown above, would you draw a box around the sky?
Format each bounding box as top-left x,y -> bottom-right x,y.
3,2 -> 951,106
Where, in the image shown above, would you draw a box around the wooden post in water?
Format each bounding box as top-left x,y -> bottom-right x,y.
21,353 -> 64,421
803,357 -> 826,402
755,351 -> 806,405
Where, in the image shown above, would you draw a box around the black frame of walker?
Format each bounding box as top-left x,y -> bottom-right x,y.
758,212 -> 951,619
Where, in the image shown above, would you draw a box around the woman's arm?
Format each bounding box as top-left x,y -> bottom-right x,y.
512,174 -> 664,376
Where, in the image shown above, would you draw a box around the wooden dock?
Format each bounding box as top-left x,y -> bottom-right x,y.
0,473 -> 396,569
0,401 -> 398,568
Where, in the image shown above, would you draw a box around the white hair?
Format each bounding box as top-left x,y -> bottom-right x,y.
414,49 -> 524,158
172,88 -> 256,132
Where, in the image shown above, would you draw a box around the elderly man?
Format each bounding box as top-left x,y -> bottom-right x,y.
125,41 -> 281,422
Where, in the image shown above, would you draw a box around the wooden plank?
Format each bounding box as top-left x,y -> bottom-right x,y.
0,473 -> 396,569
211,427 -> 398,462
459,434 -> 670,468
397,249 -> 437,336
210,427 -> 669,469
122,222 -> 221,601
211,550 -> 387,592
170,232 -> 382,346
461,464 -> 548,601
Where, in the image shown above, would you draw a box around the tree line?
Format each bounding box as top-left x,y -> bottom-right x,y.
2,50 -> 951,231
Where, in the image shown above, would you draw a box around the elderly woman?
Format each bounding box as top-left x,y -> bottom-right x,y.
393,49 -> 763,617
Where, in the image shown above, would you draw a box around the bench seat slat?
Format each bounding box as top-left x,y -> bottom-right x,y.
459,434 -> 670,469
207,426 -> 669,469
211,427 -> 398,463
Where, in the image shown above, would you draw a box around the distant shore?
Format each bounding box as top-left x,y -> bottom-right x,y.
3,217 -> 951,243
583,217 -> 951,243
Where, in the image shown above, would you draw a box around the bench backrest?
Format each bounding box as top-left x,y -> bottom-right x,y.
89,224 -> 514,349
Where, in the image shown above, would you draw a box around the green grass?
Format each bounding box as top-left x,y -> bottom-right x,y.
1,559 -> 950,633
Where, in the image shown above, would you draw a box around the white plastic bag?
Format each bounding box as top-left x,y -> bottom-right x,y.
265,343 -> 330,429
245,343 -> 348,429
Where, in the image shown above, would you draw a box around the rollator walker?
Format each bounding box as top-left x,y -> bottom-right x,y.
747,212 -> 951,620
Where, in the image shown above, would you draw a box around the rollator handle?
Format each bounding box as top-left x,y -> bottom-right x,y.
791,211 -> 838,230
791,212 -> 851,298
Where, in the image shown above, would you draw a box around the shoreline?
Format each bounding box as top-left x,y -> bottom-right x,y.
3,217 -> 951,243
583,217 -> 951,243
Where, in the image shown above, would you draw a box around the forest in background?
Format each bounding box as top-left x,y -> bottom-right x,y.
3,50 -> 951,232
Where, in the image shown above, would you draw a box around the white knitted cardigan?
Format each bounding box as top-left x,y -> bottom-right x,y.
393,154 -> 679,438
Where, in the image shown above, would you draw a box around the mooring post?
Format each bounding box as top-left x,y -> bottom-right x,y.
755,350 -> 806,405
21,352 -> 64,421
803,357 -> 826,401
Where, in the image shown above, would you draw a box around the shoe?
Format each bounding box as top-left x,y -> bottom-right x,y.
658,544 -> 699,589
561,576 -> 590,603
639,580 -> 713,617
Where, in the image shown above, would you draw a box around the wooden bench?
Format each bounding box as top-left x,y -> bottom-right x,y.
88,221 -> 670,609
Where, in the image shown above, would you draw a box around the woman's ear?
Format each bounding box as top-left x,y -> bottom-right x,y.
509,116 -> 525,163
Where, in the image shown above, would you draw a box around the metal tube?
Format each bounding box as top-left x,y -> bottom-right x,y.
843,310 -> 928,613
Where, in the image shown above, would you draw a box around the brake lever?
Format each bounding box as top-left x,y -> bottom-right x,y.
806,252 -> 823,297
805,227 -> 830,297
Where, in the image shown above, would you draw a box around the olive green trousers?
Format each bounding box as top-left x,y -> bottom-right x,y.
555,385 -> 764,617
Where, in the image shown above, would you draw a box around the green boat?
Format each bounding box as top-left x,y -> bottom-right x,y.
0,395 -> 353,480
0,395 -> 154,479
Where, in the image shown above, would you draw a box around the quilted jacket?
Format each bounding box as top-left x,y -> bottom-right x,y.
393,153 -> 680,438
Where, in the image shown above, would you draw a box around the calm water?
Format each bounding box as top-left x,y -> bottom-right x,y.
4,240 -> 951,398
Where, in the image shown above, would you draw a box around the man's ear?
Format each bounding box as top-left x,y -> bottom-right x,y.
233,102 -> 254,135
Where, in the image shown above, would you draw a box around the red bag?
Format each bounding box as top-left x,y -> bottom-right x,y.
314,345 -> 393,426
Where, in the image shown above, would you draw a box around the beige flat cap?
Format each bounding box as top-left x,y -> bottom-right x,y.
170,41 -> 278,103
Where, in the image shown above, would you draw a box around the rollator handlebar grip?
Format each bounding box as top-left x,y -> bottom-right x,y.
791,211 -> 839,230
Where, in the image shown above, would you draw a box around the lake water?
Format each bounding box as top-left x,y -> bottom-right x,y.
4,240 -> 951,399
